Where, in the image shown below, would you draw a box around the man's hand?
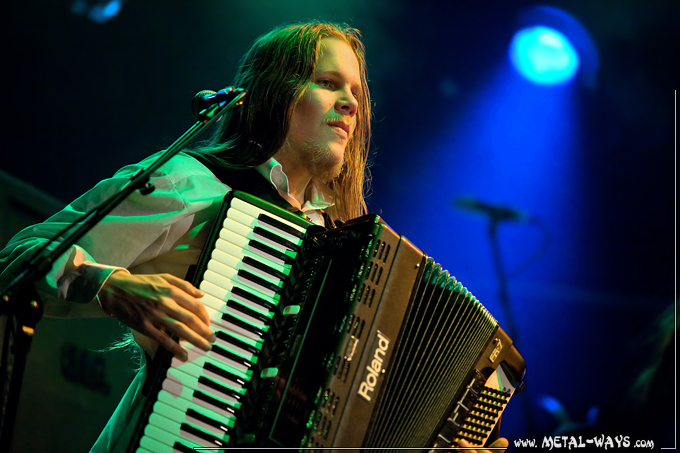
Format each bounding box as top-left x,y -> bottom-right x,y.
458,438 -> 509,452
98,272 -> 216,360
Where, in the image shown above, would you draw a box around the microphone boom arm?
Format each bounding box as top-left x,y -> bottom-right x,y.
0,87 -> 246,450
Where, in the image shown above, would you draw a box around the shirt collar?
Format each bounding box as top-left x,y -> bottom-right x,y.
255,157 -> 335,217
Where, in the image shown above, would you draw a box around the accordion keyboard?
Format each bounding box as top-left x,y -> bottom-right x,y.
134,195 -> 310,453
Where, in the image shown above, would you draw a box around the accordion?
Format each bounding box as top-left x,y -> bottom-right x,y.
128,191 -> 526,452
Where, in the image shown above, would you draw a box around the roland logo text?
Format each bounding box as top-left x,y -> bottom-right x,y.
357,331 -> 390,402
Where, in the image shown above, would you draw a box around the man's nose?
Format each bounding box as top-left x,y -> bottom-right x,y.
336,89 -> 358,117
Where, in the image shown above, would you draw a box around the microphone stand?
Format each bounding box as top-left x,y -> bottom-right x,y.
487,217 -> 518,343
0,89 -> 246,451
487,216 -> 537,436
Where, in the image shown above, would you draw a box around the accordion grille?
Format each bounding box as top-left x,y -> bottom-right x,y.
364,257 -> 498,449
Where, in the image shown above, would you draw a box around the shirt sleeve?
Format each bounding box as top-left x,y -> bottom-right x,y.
0,154 -> 230,318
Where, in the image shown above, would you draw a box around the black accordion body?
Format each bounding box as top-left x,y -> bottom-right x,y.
128,191 -> 526,452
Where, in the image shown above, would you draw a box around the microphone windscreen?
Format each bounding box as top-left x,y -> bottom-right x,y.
191,90 -> 217,119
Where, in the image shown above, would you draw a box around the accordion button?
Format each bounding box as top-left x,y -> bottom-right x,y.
260,367 -> 279,379
282,305 -> 301,316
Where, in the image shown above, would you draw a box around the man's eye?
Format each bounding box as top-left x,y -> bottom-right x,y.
318,79 -> 332,88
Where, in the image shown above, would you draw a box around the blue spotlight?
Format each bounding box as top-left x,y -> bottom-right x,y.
510,5 -> 599,89
71,0 -> 124,23
510,26 -> 580,85
88,0 -> 122,23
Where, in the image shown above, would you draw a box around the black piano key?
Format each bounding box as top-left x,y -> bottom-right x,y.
249,239 -> 291,262
227,299 -> 271,323
198,376 -> 243,403
194,390 -> 237,416
215,330 -> 260,355
254,226 -> 298,250
180,422 -> 226,447
172,441 -> 197,453
237,269 -> 281,293
221,313 -> 266,337
210,344 -> 255,369
258,213 -> 304,238
203,362 -> 246,387
187,408 -> 231,433
232,286 -> 275,310
243,255 -> 287,280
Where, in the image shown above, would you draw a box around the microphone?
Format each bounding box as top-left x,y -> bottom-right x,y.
191,87 -> 246,119
454,197 -> 532,222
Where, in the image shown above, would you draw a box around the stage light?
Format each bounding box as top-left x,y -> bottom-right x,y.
509,5 -> 599,88
510,26 -> 579,85
70,0 -> 124,23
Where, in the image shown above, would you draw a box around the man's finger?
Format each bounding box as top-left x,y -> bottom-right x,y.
490,438 -> 509,449
160,316 -> 213,352
161,274 -> 211,325
144,321 -> 188,361
162,292 -> 215,343
458,437 -> 508,453
160,273 -> 204,297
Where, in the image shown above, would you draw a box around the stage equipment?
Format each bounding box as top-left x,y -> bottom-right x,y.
509,5 -> 599,88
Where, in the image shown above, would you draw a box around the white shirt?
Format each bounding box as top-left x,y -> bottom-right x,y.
0,151 -> 330,452
255,157 -> 335,227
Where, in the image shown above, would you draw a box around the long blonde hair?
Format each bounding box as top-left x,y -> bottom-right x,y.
193,21 -> 372,223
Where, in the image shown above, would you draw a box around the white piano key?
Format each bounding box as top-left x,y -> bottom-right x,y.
208,315 -> 266,346
221,216 -> 253,239
163,356 -> 250,393
148,412 -> 228,448
207,253 -> 283,288
201,279 -> 278,312
144,423 -> 205,450
165,366 -> 244,408
221,219 -> 295,255
231,197 -> 308,233
200,291 -> 228,313
173,346 -> 253,378
151,399 -> 232,439
202,304 -> 264,343
139,434 -> 195,453
200,296 -> 269,334
201,288 -> 274,322
213,329 -> 261,359
201,288 -> 274,325
213,237 -> 288,273
183,330 -> 259,364
211,321 -> 263,350
227,208 -> 302,245
209,248 -> 242,270
207,307 -> 265,342
203,267 -> 278,300
153,394 -> 235,431
168,352 -> 250,389
217,228 -> 295,264
181,339 -> 257,374
210,248 -> 286,286
158,388 -> 237,423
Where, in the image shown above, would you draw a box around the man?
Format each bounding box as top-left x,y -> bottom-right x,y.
0,22 -> 507,452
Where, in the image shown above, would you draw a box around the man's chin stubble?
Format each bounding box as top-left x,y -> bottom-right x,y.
304,140 -> 345,184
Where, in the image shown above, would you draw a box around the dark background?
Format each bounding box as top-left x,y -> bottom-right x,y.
3,0 -> 677,449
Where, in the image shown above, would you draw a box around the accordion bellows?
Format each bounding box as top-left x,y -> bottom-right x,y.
129,191 -> 526,452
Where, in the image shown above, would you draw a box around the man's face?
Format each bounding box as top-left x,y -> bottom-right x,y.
283,37 -> 362,183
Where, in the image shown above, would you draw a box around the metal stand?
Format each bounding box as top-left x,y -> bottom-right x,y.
487,217 -> 537,436
0,87 -> 246,450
